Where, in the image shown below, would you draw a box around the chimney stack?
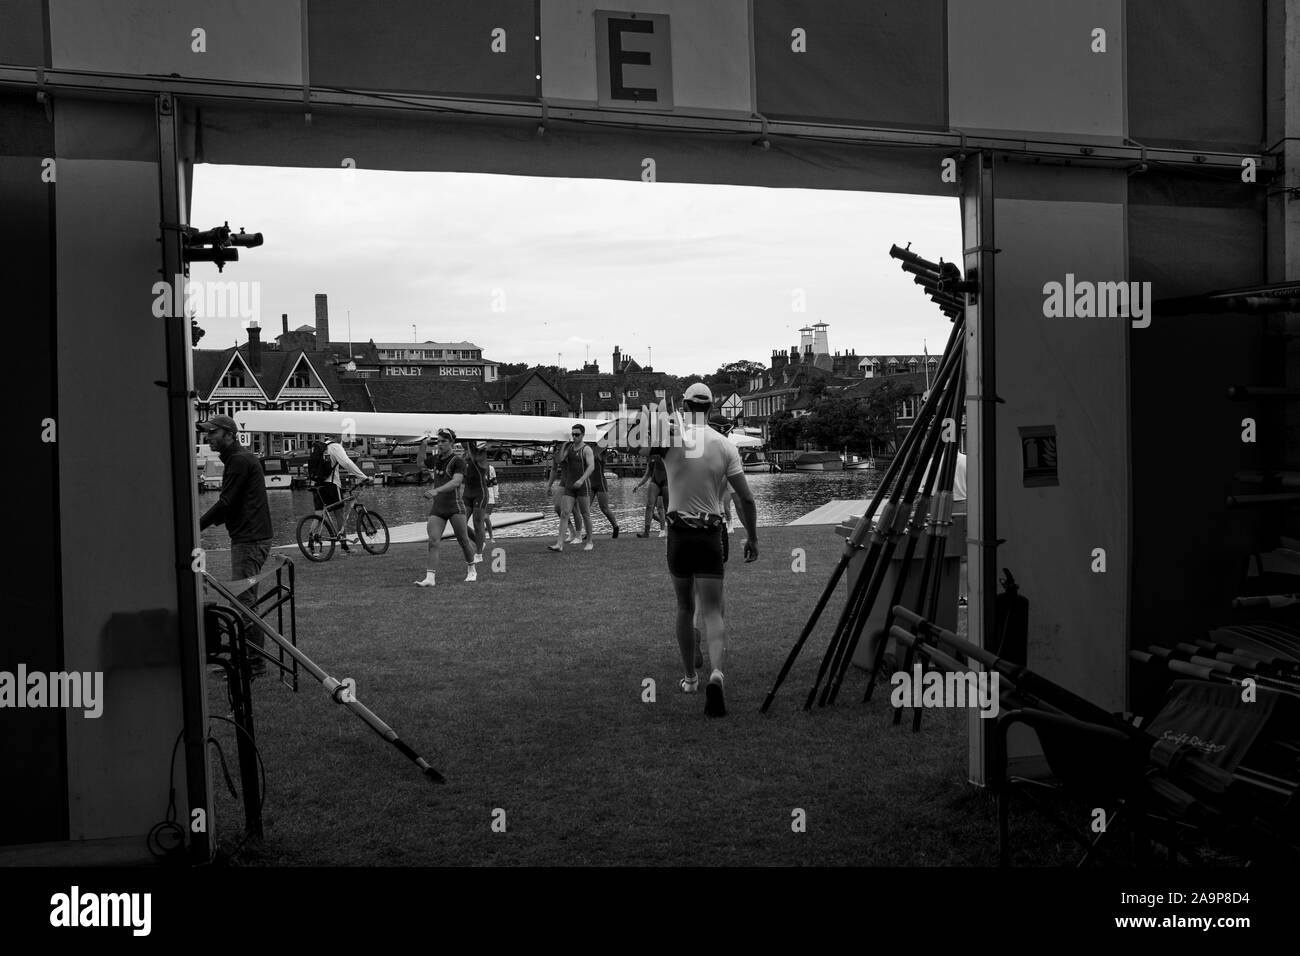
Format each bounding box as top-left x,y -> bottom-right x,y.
282,313 -> 289,336
613,345 -> 622,372
315,293 -> 330,350
248,320 -> 262,373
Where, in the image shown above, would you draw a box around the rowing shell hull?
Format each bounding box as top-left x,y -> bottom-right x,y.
234,410 -> 761,448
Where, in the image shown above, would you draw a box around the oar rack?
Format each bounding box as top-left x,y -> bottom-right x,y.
761,244 -> 969,713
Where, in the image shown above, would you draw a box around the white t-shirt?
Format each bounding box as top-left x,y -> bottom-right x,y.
326,442 -> 368,488
874,452 -> 967,527
486,465 -> 499,505
661,424 -> 744,517
919,451 -> 966,502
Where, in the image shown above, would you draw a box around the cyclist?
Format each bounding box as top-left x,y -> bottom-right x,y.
313,435 -> 370,552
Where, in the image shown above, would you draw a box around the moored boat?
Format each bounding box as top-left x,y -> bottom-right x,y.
794,451 -> 844,472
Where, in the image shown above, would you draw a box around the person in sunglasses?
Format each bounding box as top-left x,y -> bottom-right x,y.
414,428 -> 478,586
546,424 -> 596,552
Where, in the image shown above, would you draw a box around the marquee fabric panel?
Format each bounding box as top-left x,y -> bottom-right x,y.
1126,0 -> 1266,152
0,1 -> 45,67
189,104 -> 958,197
948,0 -> 1124,140
309,0 -> 537,100
53,99 -> 192,841
0,93 -> 66,847
752,0 -> 946,128
47,0 -> 303,86
990,165 -> 1130,724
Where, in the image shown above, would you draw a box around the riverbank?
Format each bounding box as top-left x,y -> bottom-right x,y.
204,525 -> 1072,866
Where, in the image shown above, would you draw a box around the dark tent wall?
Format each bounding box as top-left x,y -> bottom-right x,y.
1128,175 -> 1273,686
0,93 -> 66,847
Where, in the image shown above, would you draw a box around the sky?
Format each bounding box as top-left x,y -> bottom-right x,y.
189,165 -> 961,377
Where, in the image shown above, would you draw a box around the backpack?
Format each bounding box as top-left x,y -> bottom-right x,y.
308,440 -> 336,485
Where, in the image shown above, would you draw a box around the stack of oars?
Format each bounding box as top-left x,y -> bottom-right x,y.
762,245 -> 967,713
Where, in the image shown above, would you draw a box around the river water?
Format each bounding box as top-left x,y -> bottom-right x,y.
198,470 -> 885,551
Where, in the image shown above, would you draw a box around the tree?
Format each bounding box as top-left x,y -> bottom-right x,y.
715,359 -> 766,393
768,410 -> 803,449
191,318 -> 205,347
499,361 -> 530,377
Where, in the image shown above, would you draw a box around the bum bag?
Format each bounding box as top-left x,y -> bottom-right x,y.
667,512 -> 724,531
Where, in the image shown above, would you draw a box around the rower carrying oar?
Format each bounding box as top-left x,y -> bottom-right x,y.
203,572 -> 446,784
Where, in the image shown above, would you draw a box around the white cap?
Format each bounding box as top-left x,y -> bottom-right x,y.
683,382 -> 713,405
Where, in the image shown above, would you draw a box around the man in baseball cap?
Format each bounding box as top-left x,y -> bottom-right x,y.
198,414 -> 273,673
655,382 -> 759,717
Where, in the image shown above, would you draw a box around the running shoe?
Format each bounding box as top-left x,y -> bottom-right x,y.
705,672 -> 726,717
679,675 -> 699,694
583,541 -> 594,551
547,544 -> 563,552
473,553 -> 483,564
465,565 -> 477,582
635,531 -> 650,538
658,528 -> 667,539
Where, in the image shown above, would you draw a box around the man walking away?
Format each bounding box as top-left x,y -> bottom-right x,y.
198,414 -> 273,672
658,384 -> 758,716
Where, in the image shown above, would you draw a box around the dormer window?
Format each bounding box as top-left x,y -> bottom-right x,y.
222,367 -> 246,388
598,390 -> 612,399
627,389 -> 639,399
288,370 -> 310,388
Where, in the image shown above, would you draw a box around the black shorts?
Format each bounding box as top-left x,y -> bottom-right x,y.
429,503 -> 464,521
649,481 -> 668,507
463,494 -> 484,510
588,471 -> 605,494
562,483 -> 589,498
666,524 -> 725,579
314,483 -> 342,509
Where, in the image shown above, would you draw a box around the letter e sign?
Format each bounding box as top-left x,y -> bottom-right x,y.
595,11 -> 673,109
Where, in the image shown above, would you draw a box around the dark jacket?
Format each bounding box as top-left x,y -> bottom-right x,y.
200,444 -> 273,543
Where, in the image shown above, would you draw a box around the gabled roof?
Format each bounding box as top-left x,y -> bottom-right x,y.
496,369 -> 571,405
193,345 -> 346,404
270,352 -> 330,400
194,348 -> 271,402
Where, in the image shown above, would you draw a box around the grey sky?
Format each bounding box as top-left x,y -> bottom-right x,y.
189,165 -> 960,375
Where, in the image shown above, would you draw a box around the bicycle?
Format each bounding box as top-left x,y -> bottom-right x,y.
295,479 -> 390,562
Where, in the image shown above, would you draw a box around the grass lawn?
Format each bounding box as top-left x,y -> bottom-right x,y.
206,524 -> 1077,866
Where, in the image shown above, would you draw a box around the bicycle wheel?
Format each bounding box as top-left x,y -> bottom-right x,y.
357,508 -> 390,555
296,513 -> 336,562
